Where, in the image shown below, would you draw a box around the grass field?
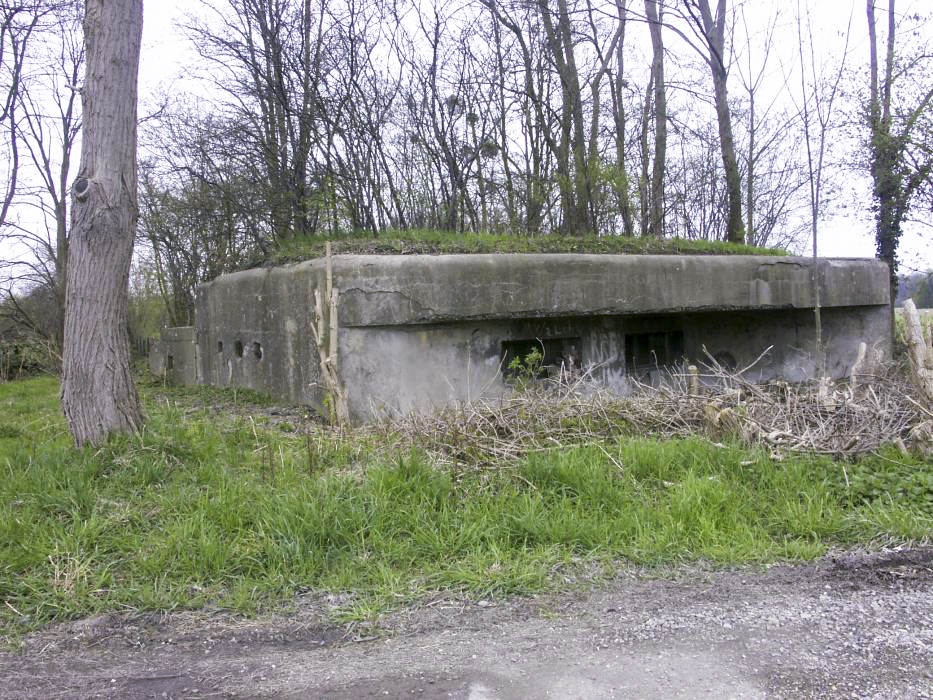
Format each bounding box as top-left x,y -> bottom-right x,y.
1,376 -> 930,640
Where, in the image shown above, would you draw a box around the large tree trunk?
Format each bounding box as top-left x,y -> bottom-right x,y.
61,0 -> 143,447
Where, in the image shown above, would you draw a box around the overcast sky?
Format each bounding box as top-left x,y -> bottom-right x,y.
135,0 -> 932,270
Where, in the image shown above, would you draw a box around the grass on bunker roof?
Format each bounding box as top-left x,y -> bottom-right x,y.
0,375 -> 930,642
250,229 -> 787,268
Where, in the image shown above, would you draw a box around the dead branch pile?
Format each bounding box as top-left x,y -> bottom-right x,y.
380,355 -> 933,468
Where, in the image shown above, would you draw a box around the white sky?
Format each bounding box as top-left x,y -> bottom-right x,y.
135,0 -> 931,269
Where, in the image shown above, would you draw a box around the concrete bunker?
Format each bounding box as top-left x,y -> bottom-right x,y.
150,254 -> 891,423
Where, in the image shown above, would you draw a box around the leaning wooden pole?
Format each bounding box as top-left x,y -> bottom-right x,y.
903,299 -> 933,405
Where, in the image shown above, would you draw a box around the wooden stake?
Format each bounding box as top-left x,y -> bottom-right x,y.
903,300 -> 933,405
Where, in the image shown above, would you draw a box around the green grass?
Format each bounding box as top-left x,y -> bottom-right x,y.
255,229 -> 786,268
1,376 -> 930,639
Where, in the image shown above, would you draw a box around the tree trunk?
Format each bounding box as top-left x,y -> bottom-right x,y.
61,0 -> 143,447
638,76 -> 651,235
491,14 -> 518,232
696,0 -> 745,244
558,0 -> 592,236
644,0 -> 666,237
903,299 -> 933,405
611,0 -> 635,237
539,0 -> 591,236
867,0 -> 901,342
746,89 -> 754,242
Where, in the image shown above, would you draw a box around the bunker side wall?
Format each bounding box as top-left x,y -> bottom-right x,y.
149,326 -> 199,385
194,262 -> 326,409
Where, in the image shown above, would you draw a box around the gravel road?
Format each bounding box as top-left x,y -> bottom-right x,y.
1,547 -> 931,699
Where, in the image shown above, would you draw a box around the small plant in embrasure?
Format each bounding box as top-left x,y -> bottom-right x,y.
506,347 -> 544,391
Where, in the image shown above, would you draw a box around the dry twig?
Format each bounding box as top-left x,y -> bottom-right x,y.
377,355 -> 929,468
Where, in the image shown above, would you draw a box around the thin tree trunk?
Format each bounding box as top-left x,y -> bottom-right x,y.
696,0 -> 745,244
611,0 -> 635,237
61,0 -> 143,447
746,88 -> 754,242
644,0 -> 666,237
639,76 -> 651,235
586,1 -> 624,236
491,15 -> 517,232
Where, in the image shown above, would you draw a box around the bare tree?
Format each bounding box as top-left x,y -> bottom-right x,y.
60,0 -> 143,446
677,0 -> 745,244
608,0 -> 635,236
187,0 -> 329,241
477,0 -> 557,235
666,116 -> 729,240
0,1 -> 44,226
735,6 -> 787,246
794,1 -> 851,371
535,0 -> 588,235
1,1 -> 82,349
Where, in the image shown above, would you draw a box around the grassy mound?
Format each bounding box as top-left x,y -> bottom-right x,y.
253,229 -> 787,268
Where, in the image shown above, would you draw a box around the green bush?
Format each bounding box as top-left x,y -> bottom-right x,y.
0,338 -> 56,381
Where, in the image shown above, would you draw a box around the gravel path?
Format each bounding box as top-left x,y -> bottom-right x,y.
1,547 -> 931,699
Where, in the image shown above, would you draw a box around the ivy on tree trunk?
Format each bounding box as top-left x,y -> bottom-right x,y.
866,0 -> 933,341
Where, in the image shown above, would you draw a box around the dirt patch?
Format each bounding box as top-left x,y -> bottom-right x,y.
1,547 -> 931,699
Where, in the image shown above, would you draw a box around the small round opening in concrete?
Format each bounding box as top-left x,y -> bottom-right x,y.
217,340 -> 223,354
252,341 -> 263,360
234,340 -> 244,358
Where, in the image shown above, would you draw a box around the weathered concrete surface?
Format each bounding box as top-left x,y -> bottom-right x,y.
148,326 -> 198,385
193,264 -> 324,405
179,254 -> 891,421
340,306 -> 888,419
334,255 -> 888,325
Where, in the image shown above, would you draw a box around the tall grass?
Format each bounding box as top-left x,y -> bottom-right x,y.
0,377 -> 929,638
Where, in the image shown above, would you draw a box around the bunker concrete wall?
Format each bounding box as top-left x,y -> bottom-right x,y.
149,326 -> 198,385
333,255 -> 889,325
180,254 -> 891,422
338,305 -> 889,421
194,262 -> 326,410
